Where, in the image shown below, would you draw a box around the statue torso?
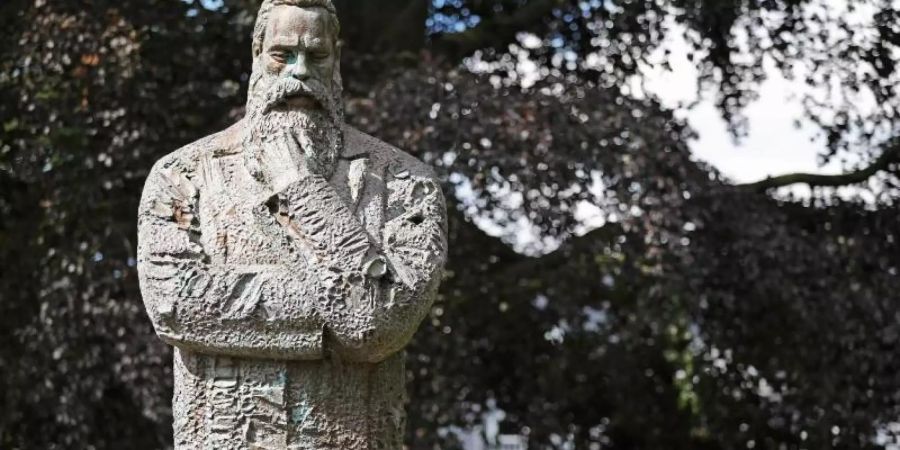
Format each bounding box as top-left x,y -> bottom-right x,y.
172,349 -> 407,450
167,122 -> 407,450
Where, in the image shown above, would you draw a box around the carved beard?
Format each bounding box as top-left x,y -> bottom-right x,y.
244,69 -> 344,182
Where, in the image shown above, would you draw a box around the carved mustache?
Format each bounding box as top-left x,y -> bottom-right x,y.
262,78 -> 332,114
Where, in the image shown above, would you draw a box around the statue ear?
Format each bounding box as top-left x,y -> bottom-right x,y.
332,41 -> 343,90
248,58 -> 263,94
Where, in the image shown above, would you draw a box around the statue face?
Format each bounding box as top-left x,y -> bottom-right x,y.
244,5 -> 344,182
260,6 -> 337,111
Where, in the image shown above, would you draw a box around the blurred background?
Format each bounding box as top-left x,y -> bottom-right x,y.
3,0 -> 900,448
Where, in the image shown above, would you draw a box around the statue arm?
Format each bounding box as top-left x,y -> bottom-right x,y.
137,161 -> 325,360
265,165 -> 447,363
322,174 -> 448,363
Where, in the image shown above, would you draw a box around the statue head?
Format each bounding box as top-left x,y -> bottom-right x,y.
245,0 -> 344,181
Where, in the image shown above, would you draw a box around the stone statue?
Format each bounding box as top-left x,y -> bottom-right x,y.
136,1 -> 448,448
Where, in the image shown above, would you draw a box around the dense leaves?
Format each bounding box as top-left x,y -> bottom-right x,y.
2,0 -> 900,449
433,0 -> 900,157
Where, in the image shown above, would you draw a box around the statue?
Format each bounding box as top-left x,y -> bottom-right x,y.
136,1 -> 448,448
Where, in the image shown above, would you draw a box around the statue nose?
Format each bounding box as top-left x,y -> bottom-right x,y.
288,54 -> 310,80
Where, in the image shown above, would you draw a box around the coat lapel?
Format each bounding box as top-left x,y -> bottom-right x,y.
346,157 -> 369,211
331,143 -> 387,246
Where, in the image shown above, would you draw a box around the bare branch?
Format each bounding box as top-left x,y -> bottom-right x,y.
738,143 -> 900,192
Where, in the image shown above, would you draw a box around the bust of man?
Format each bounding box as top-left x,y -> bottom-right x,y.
136,1 -> 447,448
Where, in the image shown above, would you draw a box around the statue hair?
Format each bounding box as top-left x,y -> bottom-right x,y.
252,0 -> 340,58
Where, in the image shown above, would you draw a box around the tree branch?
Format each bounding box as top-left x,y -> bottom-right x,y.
432,0 -> 563,60
738,143 -> 900,192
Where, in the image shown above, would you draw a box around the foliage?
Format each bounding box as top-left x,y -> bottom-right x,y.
2,0 -> 900,449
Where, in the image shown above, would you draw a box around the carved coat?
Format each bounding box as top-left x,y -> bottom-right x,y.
137,119 -> 447,449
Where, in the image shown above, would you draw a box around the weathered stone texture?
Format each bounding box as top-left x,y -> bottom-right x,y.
137,1 -> 447,447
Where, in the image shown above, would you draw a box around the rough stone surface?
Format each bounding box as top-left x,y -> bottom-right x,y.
136,1 -> 448,448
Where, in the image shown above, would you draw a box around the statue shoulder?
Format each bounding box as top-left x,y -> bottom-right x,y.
148,120 -> 245,179
343,126 -> 440,185
143,120 -> 245,200
342,127 -> 446,234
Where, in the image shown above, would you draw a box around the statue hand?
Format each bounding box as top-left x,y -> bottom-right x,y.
255,131 -> 310,196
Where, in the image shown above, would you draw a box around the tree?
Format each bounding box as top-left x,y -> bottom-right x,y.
2,0 -> 900,449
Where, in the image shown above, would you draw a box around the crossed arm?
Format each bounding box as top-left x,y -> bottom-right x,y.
137,156 -> 447,362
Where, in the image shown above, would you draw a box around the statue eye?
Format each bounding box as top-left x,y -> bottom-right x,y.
270,51 -> 289,64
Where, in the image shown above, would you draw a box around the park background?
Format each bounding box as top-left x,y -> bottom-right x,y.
3,0 -> 900,448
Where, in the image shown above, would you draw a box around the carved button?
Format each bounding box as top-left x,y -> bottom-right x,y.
364,255 -> 389,279
390,163 -> 410,180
